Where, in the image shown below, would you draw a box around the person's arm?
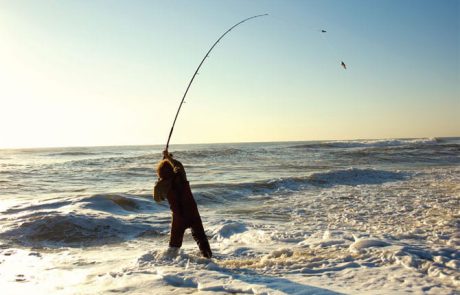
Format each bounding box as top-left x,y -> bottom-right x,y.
162,150 -> 173,162
162,150 -> 187,181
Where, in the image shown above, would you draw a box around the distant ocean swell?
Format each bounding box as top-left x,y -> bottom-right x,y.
288,138 -> 441,149
288,139 -> 460,165
45,151 -> 123,157
17,139 -> 457,175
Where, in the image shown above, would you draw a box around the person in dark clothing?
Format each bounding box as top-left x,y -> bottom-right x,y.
153,150 -> 212,258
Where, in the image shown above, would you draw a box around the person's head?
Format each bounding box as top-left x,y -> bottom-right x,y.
156,159 -> 175,180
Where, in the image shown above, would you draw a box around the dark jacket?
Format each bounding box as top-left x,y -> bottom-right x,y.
153,158 -> 212,257
154,159 -> 198,223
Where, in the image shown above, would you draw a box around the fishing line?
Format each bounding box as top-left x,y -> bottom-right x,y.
268,15 -> 347,69
319,30 -> 339,61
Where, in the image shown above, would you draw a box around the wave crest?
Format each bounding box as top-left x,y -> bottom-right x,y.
193,168 -> 409,203
290,138 -> 438,149
0,213 -> 161,247
80,194 -> 157,214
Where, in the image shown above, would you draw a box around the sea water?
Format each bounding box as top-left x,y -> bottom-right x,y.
0,138 -> 458,294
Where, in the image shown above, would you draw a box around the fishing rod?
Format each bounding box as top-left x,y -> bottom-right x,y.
165,14 -> 268,151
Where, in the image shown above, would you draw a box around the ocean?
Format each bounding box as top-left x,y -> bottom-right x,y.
0,138 -> 459,294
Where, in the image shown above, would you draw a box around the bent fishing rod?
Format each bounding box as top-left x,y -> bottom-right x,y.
165,14 -> 268,151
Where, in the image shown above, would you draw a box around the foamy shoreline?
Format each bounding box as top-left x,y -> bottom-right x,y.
1,139 -> 459,294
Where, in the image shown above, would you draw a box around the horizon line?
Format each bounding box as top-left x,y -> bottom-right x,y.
1,136 -> 459,151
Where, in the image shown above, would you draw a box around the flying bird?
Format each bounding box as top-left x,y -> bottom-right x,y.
321,29 -> 327,33
341,61 -> 347,69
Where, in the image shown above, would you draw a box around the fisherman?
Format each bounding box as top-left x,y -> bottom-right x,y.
153,150 -> 212,258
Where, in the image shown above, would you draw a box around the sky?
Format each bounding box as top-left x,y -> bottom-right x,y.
0,0 -> 459,148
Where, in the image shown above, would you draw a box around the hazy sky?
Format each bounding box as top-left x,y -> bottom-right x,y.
0,0 -> 459,148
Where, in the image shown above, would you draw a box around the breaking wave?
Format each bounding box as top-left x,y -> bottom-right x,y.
192,168 -> 409,202
1,194 -> 159,216
0,168 -> 409,247
0,194 -> 167,247
0,212 -> 162,247
80,194 -> 158,214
